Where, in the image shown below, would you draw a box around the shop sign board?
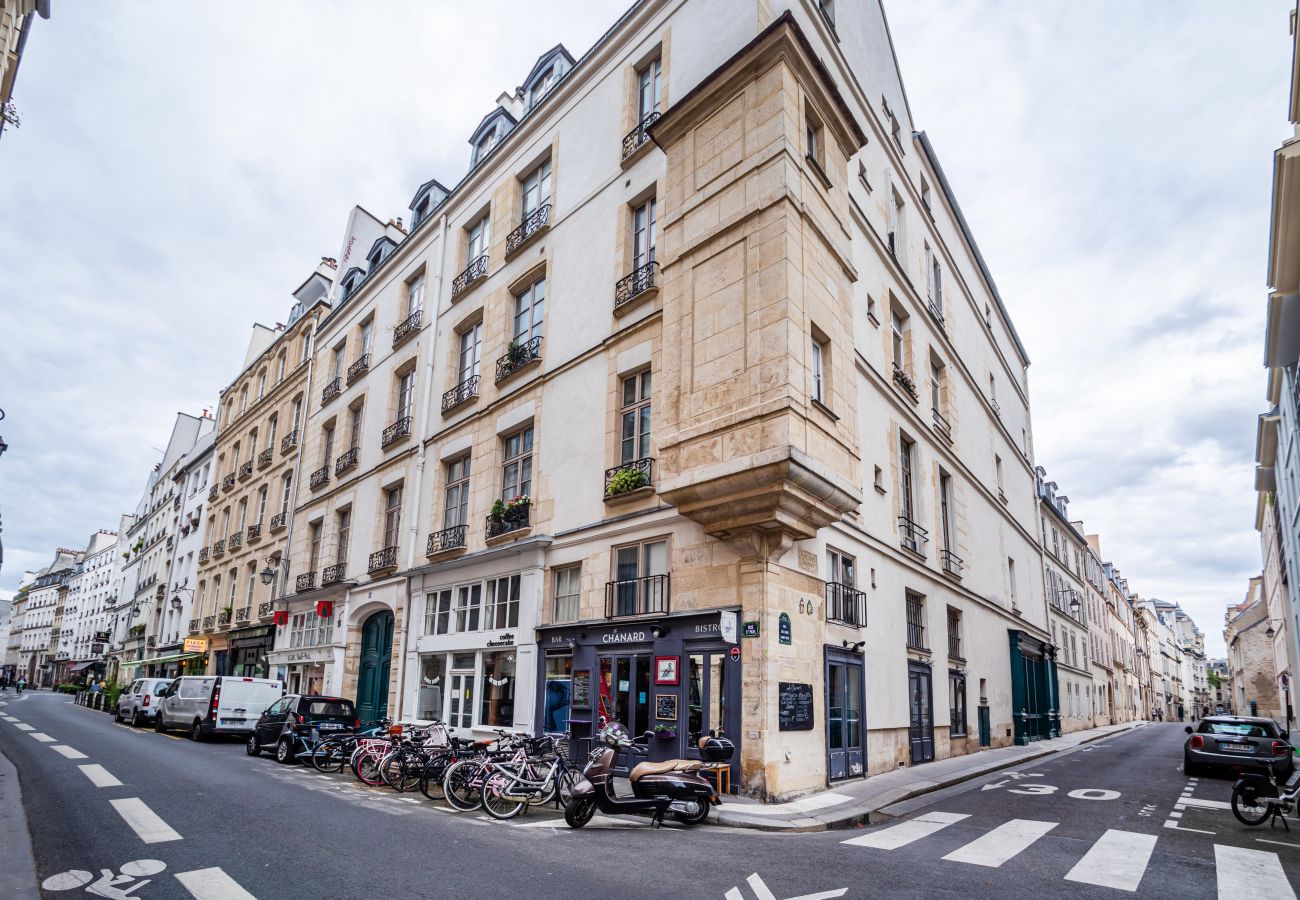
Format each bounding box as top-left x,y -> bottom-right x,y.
571,670 -> 591,709
183,638 -> 209,653
720,610 -> 737,644
778,681 -> 814,730
778,612 -> 792,645
486,632 -> 516,648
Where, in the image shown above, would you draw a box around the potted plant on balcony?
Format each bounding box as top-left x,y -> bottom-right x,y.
506,340 -> 530,366
606,467 -> 648,497
653,724 -> 677,740
489,499 -> 508,524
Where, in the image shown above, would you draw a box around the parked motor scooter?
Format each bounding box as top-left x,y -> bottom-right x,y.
564,722 -> 725,828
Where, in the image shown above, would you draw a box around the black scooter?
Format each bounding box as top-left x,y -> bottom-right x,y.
564,722 -> 721,828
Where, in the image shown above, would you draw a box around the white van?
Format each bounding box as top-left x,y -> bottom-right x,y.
155,675 -> 283,741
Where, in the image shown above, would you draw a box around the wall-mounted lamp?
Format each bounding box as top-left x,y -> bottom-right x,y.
651,624 -> 669,638
841,639 -> 865,652
566,639 -> 579,651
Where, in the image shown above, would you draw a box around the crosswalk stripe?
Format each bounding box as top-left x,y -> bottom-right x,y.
1065,829 -> 1157,892
1214,845 -> 1297,900
941,818 -> 1057,867
174,867 -> 256,900
842,811 -> 969,849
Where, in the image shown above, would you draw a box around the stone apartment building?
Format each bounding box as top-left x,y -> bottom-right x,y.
16,549 -> 77,686
1036,469 -> 1094,733
61,530 -> 119,678
1225,579 -> 1282,721
0,0 -> 50,142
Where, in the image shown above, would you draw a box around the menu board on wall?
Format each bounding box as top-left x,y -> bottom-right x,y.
778,681 -> 814,731
571,669 -> 591,711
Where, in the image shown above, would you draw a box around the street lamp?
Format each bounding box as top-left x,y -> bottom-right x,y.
259,553 -> 289,590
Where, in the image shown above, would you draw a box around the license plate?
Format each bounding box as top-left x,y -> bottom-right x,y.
221,719 -> 246,725
1220,742 -> 1251,751
317,722 -> 343,730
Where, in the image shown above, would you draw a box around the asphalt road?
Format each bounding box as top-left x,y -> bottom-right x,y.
0,691 -> 1293,899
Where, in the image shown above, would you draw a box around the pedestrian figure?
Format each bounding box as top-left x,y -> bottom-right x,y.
16,678 -> 25,695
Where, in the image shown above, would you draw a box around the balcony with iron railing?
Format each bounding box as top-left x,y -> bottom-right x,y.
614,261 -> 660,313
296,572 -> 316,593
891,365 -> 918,403
931,407 -> 953,443
368,546 -> 399,574
322,564 -> 346,586
926,297 -> 945,333
188,618 -> 199,633
442,375 -> 479,414
495,336 -> 542,383
621,111 -> 661,161
235,606 -> 251,624
505,204 -> 551,257
825,582 -> 867,628
989,397 -> 1002,418
222,473 -> 236,492
486,500 -> 531,541
281,429 -> 299,455
228,530 -> 243,551
202,615 -> 216,632
393,309 -> 422,347
898,515 -> 929,556
451,254 -> 489,300
238,460 -> 253,481
218,610 -> 232,627
906,596 -> 927,651
346,353 -> 371,384
940,548 -> 964,579
198,547 -> 210,564
321,376 -> 342,405
604,457 -> 654,504
246,523 -> 263,543
212,539 -> 226,558
381,416 -> 412,449
605,573 -> 670,619
208,484 -> 219,502
257,447 -> 274,470
427,525 -> 468,556
269,511 -> 288,531
257,601 -> 274,619
309,465 -> 330,490
335,447 -> 359,476
146,636 -> 156,648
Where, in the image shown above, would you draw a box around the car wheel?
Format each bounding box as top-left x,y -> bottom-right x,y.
246,734 -> 261,757
132,708 -> 143,728
190,720 -> 205,742
154,714 -> 167,734
1183,753 -> 1201,778
275,737 -> 296,765
112,706 -> 122,723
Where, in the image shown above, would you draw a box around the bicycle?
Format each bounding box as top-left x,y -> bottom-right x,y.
443,731 -> 531,811
480,733 -> 580,820
379,723 -> 448,792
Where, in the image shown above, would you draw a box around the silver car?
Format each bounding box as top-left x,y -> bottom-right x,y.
1184,715 -> 1293,777
115,678 -> 172,727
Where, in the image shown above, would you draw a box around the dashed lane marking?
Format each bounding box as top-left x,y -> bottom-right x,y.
174,867 -> 256,900
50,745 -> 87,759
79,764 -> 124,788
110,798 -> 183,844
28,732 -> 56,743
13,723 -> 33,731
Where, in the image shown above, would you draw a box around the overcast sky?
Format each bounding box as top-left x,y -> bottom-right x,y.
0,1 -> 1287,655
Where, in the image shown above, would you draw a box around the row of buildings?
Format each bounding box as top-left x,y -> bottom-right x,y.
2,0 -> 1203,799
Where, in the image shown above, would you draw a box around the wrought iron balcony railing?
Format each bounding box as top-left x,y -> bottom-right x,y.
208,484 -> 219,501
381,416 -> 412,448
202,615 -> 216,631
505,204 -> 551,256
281,429 -> 299,455
296,572 -> 316,593
257,447 -> 274,469
604,457 -> 654,498
486,500 -> 530,540
222,473 -> 236,492
228,530 -> 243,551
614,261 -> 660,312
622,111 -> 661,160
451,254 -> 489,299
427,525 -> 468,555
321,376 -> 342,405
217,610 -> 232,627
825,582 -> 867,628
198,547 -> 210,564
393,309 -> 422,347
322,564 -> 346,586
246,523 -> 263,543
309,465 -> 330,490
941,548 -> 964,578
605,573 -> 670,619
237,460 -> 253,481
990,397 -> 1002,417
212,539 -> 226,557
335,447 -> 359,476
931,407 -> 953,442
346,353 -> 371,384
368,546 -> 399,574
257,601 -> 274,618
898,515 -> 929,555
188,619 -> 199,633
235,606 -> 251,624
269,511 -> 288,531
926,299 -> 945,331
442,375 -> 479,413
495,336 -> 542,383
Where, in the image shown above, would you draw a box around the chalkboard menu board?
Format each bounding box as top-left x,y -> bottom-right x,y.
778,681 -> 814,731
571,670 -> 591,711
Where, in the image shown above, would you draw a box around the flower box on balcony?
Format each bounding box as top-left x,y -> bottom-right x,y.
485,497 -> 531,545
604,458 -> 655,506
495,336 -> 542,384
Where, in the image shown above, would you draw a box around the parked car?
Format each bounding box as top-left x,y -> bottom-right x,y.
154,676 -> 284,741
114,678 -> 172,727
247,694 -> 359,764
1184,716 -> 1293,777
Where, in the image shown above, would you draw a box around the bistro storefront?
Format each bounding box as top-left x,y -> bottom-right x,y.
535,608 -> 741,787
223,624 -> 274,677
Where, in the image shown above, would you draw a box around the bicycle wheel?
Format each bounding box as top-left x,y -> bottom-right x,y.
1231,786 -> 1274,826
419,764 -> 447,801
354,751 -> 385,786
443,760 -> 484,811
390,752 -> 423,793
555,767 -> 578,806
313,738 -> 349,774
481,771 -> 526,820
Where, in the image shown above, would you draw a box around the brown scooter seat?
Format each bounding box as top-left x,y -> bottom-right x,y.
629,759 -> 705,782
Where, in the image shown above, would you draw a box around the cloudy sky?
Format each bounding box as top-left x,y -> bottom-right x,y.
0,1 -> 1288,654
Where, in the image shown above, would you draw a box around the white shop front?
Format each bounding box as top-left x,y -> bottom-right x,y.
269,611 -> 338,697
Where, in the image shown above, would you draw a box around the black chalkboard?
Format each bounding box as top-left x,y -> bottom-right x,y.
655,693 -> 678,721
778,681 -> 814,731
571,670 -> 591,709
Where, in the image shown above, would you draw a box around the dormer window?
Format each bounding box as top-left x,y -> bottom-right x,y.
412,196 -> 430,228
473,127 -> 499,166
368,247 -> 384,273
529,67 -> 556,109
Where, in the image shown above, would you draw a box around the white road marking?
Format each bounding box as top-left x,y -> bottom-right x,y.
728,792 -> 853,816
1164,820 -> 1214,835
1064,829 -> 1157,892
28,732 -> 56,743
841,811 -> 969,849
79,764 -> 123,787
1257,838 -> 1300,849
941,818 -> 1057,867
1214,845 -> 1296,900
13,723 -> 33,731
1176,797 -> 1233,811
1,715 -> 17,721
109,798 -> 182,844
174,867 -> 256,900
50,745 -> 88,759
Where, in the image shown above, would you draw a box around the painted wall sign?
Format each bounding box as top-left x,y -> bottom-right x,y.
742,621 -> 760,638
183,638 -> 209,653
778,612 -> 792,645
720,610 -> 738,644
571,670 -> 591,708
778,681 -> 814,730
485,632 -> 516,647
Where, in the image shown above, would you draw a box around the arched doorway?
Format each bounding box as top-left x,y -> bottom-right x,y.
356,611 -> 394,723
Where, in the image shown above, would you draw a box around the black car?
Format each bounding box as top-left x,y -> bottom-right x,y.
246,694 -> 358,764
1184,715 -> 1293,777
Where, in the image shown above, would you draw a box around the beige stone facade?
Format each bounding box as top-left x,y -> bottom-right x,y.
1225,579 -> 1284,721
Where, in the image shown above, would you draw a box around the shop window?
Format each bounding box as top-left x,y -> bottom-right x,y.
543,654 -> 573,732
448,653 -> 476,729
480,650 -> 516,728
485,575 -> 520,630
424,589 -> 452,636
454,584 -> 483,633
419,654 -> 445,721
554,566 -> 580,623
950,671 -> 967,736
687,652 -> 727,746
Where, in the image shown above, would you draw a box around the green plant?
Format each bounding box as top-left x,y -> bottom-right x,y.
489,499 -> 507,521
128,624 -> 146,637
606,467 -> 648,496
56,683 -> 83,694
507,340 -> 526,364
103,682 -> 123,710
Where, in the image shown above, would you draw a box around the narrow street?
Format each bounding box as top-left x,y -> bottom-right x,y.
2,692 -> 1295,899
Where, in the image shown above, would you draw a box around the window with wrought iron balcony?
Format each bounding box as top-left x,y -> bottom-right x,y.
368,546 -> 398,575
825,581 -> 867,628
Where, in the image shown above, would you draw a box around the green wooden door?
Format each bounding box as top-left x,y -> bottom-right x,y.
356,611 -> 394,723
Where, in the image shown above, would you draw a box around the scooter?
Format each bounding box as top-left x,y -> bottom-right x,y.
564,721 -> 721,828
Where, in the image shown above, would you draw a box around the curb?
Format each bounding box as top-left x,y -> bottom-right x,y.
0,747 -> 39,899
709,722 -> 1147,833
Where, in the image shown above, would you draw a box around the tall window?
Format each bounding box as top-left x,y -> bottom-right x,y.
256,486 -> 268,524
468,214 -> 490,260
406,274 -> 425,317
946,607 -> 962,658
257,370 -> 267,399
322,425 -> 335,466
637,56 -> 661,120
458,323 -> 482,383
336,509 -> 351,565
899,435 -> 916,525
280,473 -> 293,514
502,427 -> 534,500
444,457 -> 471,530
887,182 -> 904,257
554,566 -> 581,623
332,344 -> 346,381
425,590 -> 452,636
513,277 -> 545,343
931,257 -> 943,307
890,309 -> 906,370
995,455 -> 1005,493
267,414 -> 277,451
905,590 -> 926,649
245,564 -> 256,609
397,370 -> 415,420
521,159 -> 552,218
239,387 -> 248,415
277,352 -> 286,383
827,548 -> 855,586
930,359 -> 943,413
383,486 -> 403,549
229,570 -> 239,607
360,319 -> 373,357
949,672 -> 967,736
810,336 -> 826,404
291,397 -> 303,432
308,523 -> 322,572
939,471 -> 953,552
237,498 -> 248,530
632,198 -> 656,269
620,371 -> 651,464
349,404 -> 364,450
1008,557 -> 1018,608
613,540 -> 668,616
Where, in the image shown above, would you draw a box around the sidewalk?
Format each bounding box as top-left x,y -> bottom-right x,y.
0,746 -> 38,899
709,720 -> 1147,832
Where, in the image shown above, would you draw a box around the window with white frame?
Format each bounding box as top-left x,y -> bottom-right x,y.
458,323 -> 482,384
521,159 -> 551,218
632,198 -> 656,269
443,456 -> 471,530
502,426 -> 534,500
513,277 -> 545,343
637,56 -> 661,121
406,274 -> 425,317
397,370 -> 415,420
620,371 -> 651,465
468,214 -> 490,260
383,486 -> 403,549
554,566 -> 580,623
811,334 -> 827,404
